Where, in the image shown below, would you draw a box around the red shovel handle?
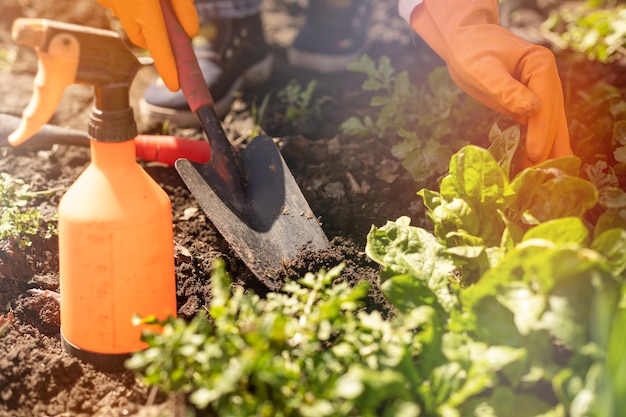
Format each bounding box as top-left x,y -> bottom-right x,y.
160,0 -> 212,112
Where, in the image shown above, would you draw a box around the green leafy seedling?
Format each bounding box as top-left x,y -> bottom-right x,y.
277,78 -> 330,124
127,259 -> 433,417
340,54 -> 419,140
248,93 -> 271,140
541,0 -> 626,63
0,311 -> 15,337
366,144 -> 626,416
0,47 -> 16,72
0,173 -> 59,248
340,55 -> 508,187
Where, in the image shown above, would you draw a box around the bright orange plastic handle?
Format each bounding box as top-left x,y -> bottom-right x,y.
8,20 -> 80,146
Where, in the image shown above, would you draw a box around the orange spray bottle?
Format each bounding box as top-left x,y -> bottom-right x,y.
9,19 -> 177,371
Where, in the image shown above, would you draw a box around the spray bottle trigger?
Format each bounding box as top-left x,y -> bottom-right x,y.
8,29 -> 80,147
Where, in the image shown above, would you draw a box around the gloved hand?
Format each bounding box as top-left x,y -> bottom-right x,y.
410,0 -> 572,166
97,0 -> 199,91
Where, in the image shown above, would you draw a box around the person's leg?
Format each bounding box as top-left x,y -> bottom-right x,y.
287,0 -> 370,73
194,0 -> 261,19
140,0 -> 271,126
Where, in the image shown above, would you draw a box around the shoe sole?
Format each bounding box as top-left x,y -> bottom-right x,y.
287,47 -> 363,73
139,54 -> 274,127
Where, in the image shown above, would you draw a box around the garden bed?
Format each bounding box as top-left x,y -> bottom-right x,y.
1,1 -> 625,416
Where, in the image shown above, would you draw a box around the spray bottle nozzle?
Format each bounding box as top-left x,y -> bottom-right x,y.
9,19 -> 147,145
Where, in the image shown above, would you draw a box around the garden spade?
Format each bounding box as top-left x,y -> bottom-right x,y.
161,0 -> 329,288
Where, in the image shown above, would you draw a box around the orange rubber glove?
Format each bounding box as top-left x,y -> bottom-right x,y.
97,0 -> 199,91
410,0 -> 572,166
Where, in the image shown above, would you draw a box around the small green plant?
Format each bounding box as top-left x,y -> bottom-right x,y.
0,311 -> 15,337
415,146 -> 600,282
160,119 -> 171,136
277,78 -> 330,123
127,259 -> 428,416
248,93 -> 271,140
614,121 -> 626,167
340,55 -> 508,187
0,47 -> 16,72
340,54 -> 420,140
0,173 -> 58,248
541,0 -> 626,63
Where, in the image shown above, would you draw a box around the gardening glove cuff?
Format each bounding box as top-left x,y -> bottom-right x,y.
407,0 -> 572,165
97,0 -> 199,91
398,0 -> 423,22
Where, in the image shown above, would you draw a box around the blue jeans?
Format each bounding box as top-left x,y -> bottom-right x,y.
194,0 -> 263,20
194,0 -> 361,21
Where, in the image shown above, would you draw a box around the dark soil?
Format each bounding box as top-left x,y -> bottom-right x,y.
0,1 -> 621,416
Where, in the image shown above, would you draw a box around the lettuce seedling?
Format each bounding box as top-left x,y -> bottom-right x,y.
366,144 -> 626,417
